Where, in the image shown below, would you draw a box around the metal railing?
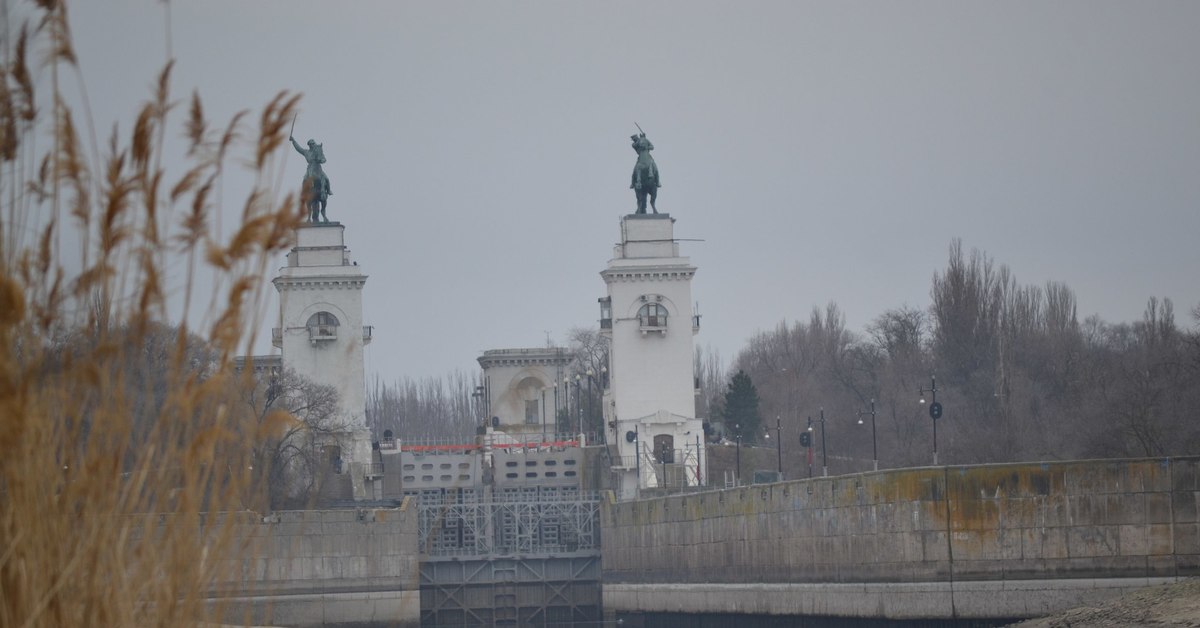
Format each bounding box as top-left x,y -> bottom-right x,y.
307,324 -> 337,341
606,446 -> 705,488
364,462 -> 384,478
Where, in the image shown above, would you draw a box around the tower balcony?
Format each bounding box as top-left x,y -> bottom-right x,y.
639,322 -> 667,335
308,324 -> 338,343
274,325 -> 372,346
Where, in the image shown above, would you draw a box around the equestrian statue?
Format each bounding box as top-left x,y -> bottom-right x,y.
630,126 -> 660,214
290,135 -> 332,222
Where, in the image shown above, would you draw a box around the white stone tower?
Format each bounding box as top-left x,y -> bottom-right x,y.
600,214 -> 705,498
272,222 -> 375,500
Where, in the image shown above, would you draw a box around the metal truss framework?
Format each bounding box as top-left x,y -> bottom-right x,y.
417,494 -> 601,557
416,494 -> 603,626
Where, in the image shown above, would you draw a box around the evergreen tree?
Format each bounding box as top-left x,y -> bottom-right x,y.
722,370 -> 763,442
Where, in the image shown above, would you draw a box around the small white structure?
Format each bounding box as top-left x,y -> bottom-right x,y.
600,214 -> 705,498
477,348 -> 572,442
272,222 -> 375,500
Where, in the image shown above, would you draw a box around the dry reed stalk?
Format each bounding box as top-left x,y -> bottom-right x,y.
1,2 -> 305,625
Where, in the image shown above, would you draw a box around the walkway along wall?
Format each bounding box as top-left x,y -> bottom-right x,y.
199,505 -> 420,627
601,457 -> 1200,621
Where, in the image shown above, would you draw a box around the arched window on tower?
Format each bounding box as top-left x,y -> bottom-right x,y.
306,311 -> 340,343
637,302 -> 668,334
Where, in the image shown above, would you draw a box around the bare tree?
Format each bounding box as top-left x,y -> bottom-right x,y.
865,307 -> 930,467
694,344 -> 727,435
237,368 -> 348,509
1190,303 -> 1200,373
566,326 -> 610,436
930,239 -> 1003,388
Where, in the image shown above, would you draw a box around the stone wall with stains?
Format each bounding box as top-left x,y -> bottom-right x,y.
201,505 -> 421,626
601,457 -> 1200,585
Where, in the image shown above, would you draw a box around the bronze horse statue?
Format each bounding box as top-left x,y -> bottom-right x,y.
630,133 -> 660,214
290,136 -> 332,222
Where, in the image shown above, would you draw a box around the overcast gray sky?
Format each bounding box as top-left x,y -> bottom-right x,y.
60,1 -> 1200,381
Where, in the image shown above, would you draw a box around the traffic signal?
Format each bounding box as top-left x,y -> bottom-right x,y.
799,432 -> 812,447
929,401 -> 943,420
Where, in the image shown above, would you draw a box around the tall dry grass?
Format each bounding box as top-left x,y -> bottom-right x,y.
2,2 -> 306,625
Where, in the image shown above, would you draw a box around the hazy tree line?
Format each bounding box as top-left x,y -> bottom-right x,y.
367,372 -> 480,443
709,240 -> 1200,473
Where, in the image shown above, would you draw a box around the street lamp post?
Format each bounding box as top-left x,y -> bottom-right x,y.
576,374 -> 583,435
818,408 -> 828,477
541,386 -> 549,442
472,386 -> 484,423
563,376 -> 572,437
734,423 -> 742,486
586,368 -> 594,439
774,416 -> 783,475
633,425 -> 640,489
857,399 -> 878,471
805,416 -> 814,478
919,376 -> 942,465
599,365 -> 609,445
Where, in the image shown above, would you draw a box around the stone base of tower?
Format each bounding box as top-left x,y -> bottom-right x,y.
345,428 -> 374,501
608,412 -> 707,500
311,428 -> 377,503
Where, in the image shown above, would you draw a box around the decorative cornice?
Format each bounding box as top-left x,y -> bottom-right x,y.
601,267 -> 696,283
273,276 -> 367,291
478,348 -> 573,369
479,357 -> 568,368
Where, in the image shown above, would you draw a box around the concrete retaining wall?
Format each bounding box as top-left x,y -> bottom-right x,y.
207,505 -> 420,627
601,457 -> 1200,619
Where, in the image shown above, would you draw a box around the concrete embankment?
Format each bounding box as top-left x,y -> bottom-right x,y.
203,505 -> 420,627
601,457 -> 1200,620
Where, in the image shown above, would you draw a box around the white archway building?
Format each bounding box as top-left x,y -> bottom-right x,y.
477,348 -> 573,443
